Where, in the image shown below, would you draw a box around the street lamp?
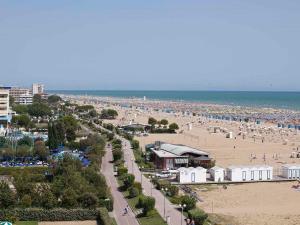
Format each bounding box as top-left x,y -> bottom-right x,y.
139,166 -> 144,186
149,175 -> 154,196
179,204 -> 186,225
161,187 -> 168,220
131,158 -> 134,173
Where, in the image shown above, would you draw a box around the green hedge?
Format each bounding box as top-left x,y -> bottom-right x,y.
0,208 -> 112,223
0,167 -> 48,176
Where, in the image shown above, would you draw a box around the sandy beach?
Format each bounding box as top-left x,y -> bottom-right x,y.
64,94 -> 300,225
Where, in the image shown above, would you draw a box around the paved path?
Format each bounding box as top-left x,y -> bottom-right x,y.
101,144 -> 140,225
122,139 -> 186,225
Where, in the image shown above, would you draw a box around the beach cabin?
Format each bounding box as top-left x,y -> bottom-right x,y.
227,165 -> 273,182
177,167 -> 207,184
282,164 -> 300,179
209,166 -> 225,182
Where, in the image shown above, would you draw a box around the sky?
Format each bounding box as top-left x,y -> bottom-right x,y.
0,0 -> 300,91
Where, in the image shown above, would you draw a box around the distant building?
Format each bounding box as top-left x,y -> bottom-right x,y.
9,87 -> 33,105
147,141 -> 211,170
0,87 -> 10,126
32,83 -> 44,95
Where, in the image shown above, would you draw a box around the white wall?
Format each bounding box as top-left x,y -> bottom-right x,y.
210,168 -> 224,182
227,167 -> 273,182
178,167 -> 207,183
282,166 -> 300,179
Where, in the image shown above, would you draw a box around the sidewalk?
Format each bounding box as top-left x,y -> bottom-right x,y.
101,145 -> 140,225
122,139 -> 186,225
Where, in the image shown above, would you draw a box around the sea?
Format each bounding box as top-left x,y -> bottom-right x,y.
48,90 -> 300,111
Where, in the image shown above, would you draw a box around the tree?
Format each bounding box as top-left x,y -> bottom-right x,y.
20,194 -> 32,208
17,136 -> 33,147
123,174 -> 135,189
34,140 -> 49,161
33,94 -> 45,104
61,188 -> 78,208
180,195 -> 197,211
169,123 -> 179,131
12,114 -> 31,128
112,149 -> 123,162
55,120 -> 66,145
12,104 -> 28,114
16,145 -> 31,158
0,137 -> 6,148
131,140 -> 140,150
100,109 -> 118,119
48,95 -> 62,104
0,181 -> 16,209
28,103 -> 51,117
9,95 -> 15,106
148,117 -> 157,126
141,196 -> 155,215
128,187 -> 139,198
160,119 -> 169,126
79,192 -> 98,209
48,122 -> 58,150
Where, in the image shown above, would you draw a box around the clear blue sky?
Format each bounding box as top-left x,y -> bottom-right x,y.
1,0 -> 300,91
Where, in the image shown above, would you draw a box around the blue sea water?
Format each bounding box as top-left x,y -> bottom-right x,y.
48,90 -> 300,111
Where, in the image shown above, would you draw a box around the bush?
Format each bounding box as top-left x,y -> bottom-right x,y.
98,207 -> 114,225
188,208 -> 208,225
132,182 -> 142,193
128,187 -> 139,198
0,208 -> 100,221
131,140 -> 140,150
117,166 -> 128,176
123,174 -> 135,189
112,149 -> 123,162
155,179 -> 170,190
168,185 -> 179,197
141,196 -> 155,216
181,195 -> 197,211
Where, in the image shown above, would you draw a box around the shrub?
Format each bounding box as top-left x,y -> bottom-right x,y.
168,185 -> 179,197
181,195 -> 197,211
0,208 -> 101,221
132,182 -> 142,193
131,140 -> 140,150
141,196 -> 155,216
79,192 -> 98,209
188,208 -> 208,225
117,166 -> 128,176
112,149 -> 123,162
128,187 -> 139,198
123,174 -> 135,189
155,179 -> 170,190
136,196 -> 145,209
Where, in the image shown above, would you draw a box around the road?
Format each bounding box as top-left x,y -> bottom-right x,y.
101,144 -> 140,225
122,138 -> 186,225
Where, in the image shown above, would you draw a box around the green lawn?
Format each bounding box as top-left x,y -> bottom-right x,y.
15,222 -> 38,225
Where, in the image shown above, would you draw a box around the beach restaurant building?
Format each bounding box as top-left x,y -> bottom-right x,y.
227,165 -> 273,182
147,141 -> 211,170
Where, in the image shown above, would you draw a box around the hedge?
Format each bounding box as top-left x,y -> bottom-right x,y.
0,167 -> 48,176
0,208 -> 112,224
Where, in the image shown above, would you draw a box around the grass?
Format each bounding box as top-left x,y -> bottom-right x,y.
15,222 -> 38,225
117,177 -> 167,225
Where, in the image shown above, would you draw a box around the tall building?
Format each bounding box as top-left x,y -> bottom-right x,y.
0,87 -> 10,126
9,87 -> 33,105
32,83 -> 44,95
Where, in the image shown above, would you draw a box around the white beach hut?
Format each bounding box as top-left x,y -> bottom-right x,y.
177,167 -> 207,183
227,165 -> 273,182
209,166 -> 225,182
281,164 -> 300,179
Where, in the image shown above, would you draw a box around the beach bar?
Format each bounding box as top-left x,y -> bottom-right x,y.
177,167 -> 207,183
281,164 -> 300,179
227,165 -> 273,182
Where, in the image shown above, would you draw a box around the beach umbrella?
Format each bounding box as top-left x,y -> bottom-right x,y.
0,222 -> 13,225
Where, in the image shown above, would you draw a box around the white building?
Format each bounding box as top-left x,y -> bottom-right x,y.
0,88 -> 10,125
177,167 -> 207,183
32,83 -> 44,95
209,166 -> 225,182
282,164 -> 300,179
227,165 -> 273,182
18,94 -> 33,105
9,87 -> 33,104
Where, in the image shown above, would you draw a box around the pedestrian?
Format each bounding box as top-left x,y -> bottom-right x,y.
190,219 -> 195,225
123,207 -> 128,215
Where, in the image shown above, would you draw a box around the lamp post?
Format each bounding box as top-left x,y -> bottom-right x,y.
131,158 -> 134,173
149,175 -> 154,196
179,204 -> 186,225
139,166 -> 144,187
161,187 -> 168,220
